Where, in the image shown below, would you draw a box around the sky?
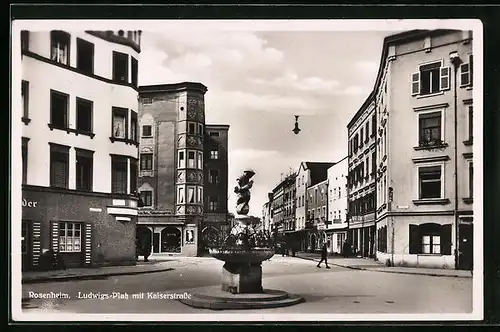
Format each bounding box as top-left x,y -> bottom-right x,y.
137,25 -> 394,217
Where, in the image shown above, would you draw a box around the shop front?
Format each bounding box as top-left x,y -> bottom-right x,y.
21,185 -> 138,271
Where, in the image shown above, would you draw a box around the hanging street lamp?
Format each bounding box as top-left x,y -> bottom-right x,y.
292,115 -> 301,135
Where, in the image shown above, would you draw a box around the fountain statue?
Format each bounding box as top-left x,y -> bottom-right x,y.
179,169 -> 304,310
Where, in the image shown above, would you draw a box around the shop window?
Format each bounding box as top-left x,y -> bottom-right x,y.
59,222 -> 82,252
141,190 -> 153,207
76,38 -> 94,74
112,51 -> 128,83
50,90 -> 69,129
49,143 -> 69,188
111,155 -> 128,194
76,97 -> 93,133
140,153 -> 153,171
51,31 -> 70,65
76,148 -> 94,191
112,107 -> 128,139
142,125 -> 152,137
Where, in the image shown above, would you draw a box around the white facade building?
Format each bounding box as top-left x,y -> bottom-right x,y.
326,157 -> 348,254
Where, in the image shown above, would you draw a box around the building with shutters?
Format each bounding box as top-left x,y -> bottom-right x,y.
136,83 -> 230,257
356,29 -> 474,269
19,29 -> 142,270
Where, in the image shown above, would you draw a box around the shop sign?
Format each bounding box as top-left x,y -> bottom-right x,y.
22,199 -> 38,208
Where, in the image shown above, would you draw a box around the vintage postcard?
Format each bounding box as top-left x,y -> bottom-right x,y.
11,19 -> 483,322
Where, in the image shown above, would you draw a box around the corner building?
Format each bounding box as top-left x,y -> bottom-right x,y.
137,83 -> 229,257
20,30 -> 142,270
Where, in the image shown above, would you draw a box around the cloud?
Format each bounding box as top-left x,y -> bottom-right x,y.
355,60 -> 379,74
337,85 -> 370,95
249,70 -> 340,93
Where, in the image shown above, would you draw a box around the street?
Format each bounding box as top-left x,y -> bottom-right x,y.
21,256 -> 472,315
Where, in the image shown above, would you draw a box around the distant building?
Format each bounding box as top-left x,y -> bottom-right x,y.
367,29 -> 474,269
136,82 -> 229,257
295,162 -> 335,252
20,29 -> 142,270
326,157 -> 348,255
306,179 -> 329,252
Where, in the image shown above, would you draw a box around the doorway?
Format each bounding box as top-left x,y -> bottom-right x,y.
22,220 -> 31,271
459,223 -> 473,270
153,233 -> 160,253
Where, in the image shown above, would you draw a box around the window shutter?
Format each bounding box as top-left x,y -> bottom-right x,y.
51,221 -> 60,253
409,224 -> 420,254
441,224 -> 452,255
411,72 -> 420,95
460,63 -> 470,87
84,223 -> 92,266
440,66 -> 451,91
32,221 -> 41,267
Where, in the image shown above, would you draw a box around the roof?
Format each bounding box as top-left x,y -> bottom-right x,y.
139,82 -> 208,94
347,29 -> 461,129
299,161 -> 335,186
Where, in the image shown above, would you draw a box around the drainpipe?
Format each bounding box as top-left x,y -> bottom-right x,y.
450,51 -> 462,270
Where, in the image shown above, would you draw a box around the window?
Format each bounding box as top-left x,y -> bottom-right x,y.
372,152 -> 376,176
378,226 -> 387,253
75,148 -> 93,191
198,124 -> 204,136
141,190 -> 153,207
366,156 -> 370,178
76,38 -> 94,74
111,155 -> 128,194
50,90 -> 69,129
112,51 -> 128,83
419,165 -> 442,199
188,122 -> 196,134
359,128 -> 364,147
142,97 -> 152,105
197,151 -> 203,169
22,80 -> 29,121
50,143 -> 69,188
131,112 -> 138,142
76,98 -> 93,133
371,114 -> 376,137
209,196 -> 219,211
460,54 -> 473,87
112,107 -> 128,139
422,235 -> 441,254
140,153 -> 153,171
187,186 -> 196,204
131,57 -> 138,87
178,151 -> 185,168
353,134 -> 359,153
209,131 -> 219,137
468,106 -> 473,141
130,158 -> 137,193
187,151 -> 196,168
51,31 -> 70,65
209,169 -> 220,184
21,30 -> 30,51
419,111 -> 442,146
365,122 -> 370,142
177,186 -> 185,204
412,61 -> 450,96
338,187 -> 341,199
59,222 -> 82,252
22,138 -> 28,185
142,125 -> 152,137
468,161 -> 474,198
197,187 -> 203,204
210,149 -> 219,160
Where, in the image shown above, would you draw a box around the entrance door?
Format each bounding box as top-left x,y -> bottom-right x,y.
153,233 -> 160,253
459,224 -> 473,270
22,221 -> 31,271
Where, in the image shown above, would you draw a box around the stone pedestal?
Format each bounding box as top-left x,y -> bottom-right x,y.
221,262 -> 263,294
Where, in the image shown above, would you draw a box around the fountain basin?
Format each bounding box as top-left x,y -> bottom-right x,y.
208,248 -> 274,264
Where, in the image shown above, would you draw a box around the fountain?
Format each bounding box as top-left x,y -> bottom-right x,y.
179,169 -> 304,310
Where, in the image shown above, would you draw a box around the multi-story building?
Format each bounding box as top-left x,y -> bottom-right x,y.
306,179 -> 329,252
136,82 -> 229,257
295,162 -> 334,252
369,29 -> 474,270
282,173 -> 297,249
262,201 -> 270,232
326,156 -> 348,254
270,180 -> 285,241
19,29 -> 142,270
347,94 -> 377,258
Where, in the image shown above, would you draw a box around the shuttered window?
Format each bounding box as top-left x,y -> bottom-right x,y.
409,223 -> 452,255
50,143 -> 69,188
59,222 -> 82,252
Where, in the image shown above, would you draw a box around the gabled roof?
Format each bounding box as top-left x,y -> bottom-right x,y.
296,161 -> 335,186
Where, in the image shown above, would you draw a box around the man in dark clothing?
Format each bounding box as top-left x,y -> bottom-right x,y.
317,243 -> 331,268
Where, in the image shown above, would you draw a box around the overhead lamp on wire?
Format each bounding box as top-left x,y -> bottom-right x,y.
292,115 -> 301,135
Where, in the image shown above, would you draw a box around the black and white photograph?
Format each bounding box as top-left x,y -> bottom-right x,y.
11,19 -> 483,322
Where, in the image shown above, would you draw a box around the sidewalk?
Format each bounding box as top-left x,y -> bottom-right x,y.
22,259 -> 176,284
294,252 -> 473,278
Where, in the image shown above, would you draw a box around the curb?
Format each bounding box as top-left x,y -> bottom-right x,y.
294,255 -> 472,279
22,267 -> 174,284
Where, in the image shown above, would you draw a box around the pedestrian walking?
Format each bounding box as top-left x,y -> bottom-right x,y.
317,243 -> 331,269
